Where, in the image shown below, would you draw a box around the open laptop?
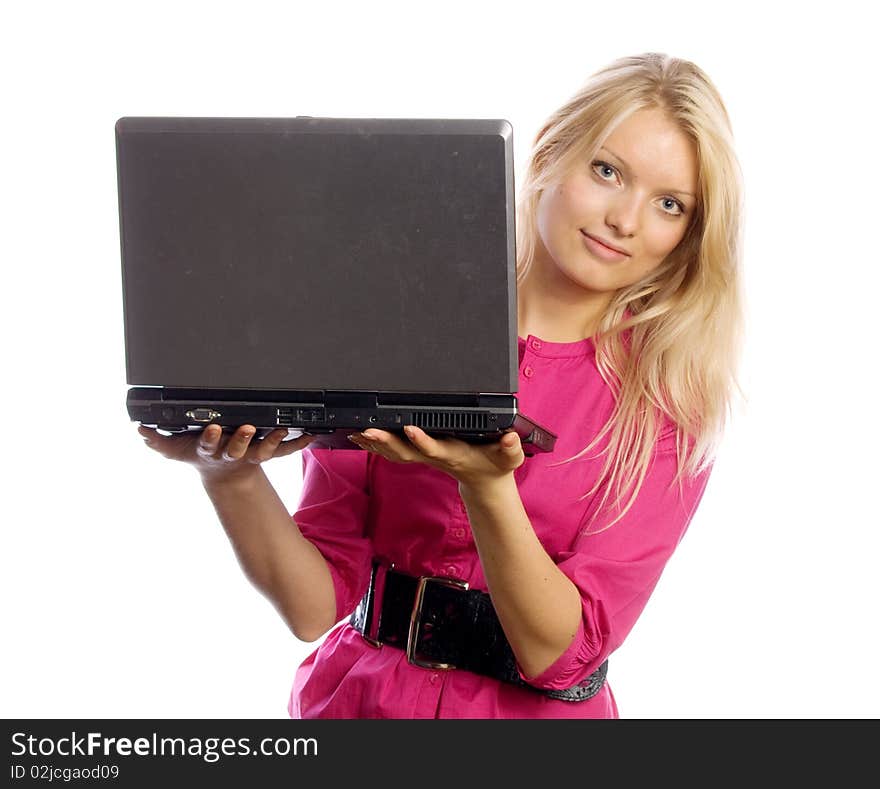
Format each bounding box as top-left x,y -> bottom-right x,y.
115,116 -> 557,454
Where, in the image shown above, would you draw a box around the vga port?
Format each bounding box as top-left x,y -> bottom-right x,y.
186,408 -> 221,422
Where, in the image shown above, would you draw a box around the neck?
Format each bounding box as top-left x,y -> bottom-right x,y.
517,256 -> 612,343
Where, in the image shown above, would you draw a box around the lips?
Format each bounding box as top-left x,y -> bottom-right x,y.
580,230 -> 630,256
580,230 -> 631,263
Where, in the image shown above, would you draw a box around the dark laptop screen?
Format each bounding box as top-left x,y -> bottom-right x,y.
116,117 -> 518,394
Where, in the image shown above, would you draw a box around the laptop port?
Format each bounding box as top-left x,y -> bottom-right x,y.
186,408 -> 221,422
276,407 -> 325,426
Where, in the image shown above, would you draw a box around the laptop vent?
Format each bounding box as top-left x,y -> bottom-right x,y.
412,411 -> 490,431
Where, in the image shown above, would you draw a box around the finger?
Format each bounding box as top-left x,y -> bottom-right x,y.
498,431 -> 525,468
362,428 -> 410,450
354,430 -> 389,456
361,429 -> 420,462
251,428 -> 290,462
501,431 -> 522,452
347,434 -> 368,449
361,429 -> 395,442
401,425 -> 446,459
138,424 -> 166,452
272,434 -> 317,458
222,425 -> 257,461
196,424 -> 223,458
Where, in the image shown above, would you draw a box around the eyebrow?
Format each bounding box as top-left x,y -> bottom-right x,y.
599,146 -> 697,198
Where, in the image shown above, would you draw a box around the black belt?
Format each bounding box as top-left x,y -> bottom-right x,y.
349,563 -> 608,702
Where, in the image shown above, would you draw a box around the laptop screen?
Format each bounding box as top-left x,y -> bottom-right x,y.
116,117 -> 518,395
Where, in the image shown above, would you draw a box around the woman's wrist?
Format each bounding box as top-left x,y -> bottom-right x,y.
457,472 -> 518,508
200,464 -> 266,497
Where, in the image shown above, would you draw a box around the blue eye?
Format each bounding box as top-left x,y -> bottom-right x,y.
592,161 -> 617,181
659,197 -> 685,216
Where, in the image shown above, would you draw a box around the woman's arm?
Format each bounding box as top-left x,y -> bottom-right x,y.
140,424 -> 338,641
201,469 -> 339,642
349,426 -> 581,678
457,474 -> 582,679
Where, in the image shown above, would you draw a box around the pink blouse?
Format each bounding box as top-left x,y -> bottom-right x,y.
288,335 -> 711,718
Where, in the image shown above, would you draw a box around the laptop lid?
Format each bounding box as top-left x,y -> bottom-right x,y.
116,116 -> 518,395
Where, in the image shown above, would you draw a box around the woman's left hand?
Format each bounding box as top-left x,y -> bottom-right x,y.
347,426 -> 525,488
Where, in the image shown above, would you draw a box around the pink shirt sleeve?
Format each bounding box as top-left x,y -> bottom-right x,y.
293,447 -> 374,624
519,439 -> 712,691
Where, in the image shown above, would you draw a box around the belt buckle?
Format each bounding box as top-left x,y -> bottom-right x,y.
406,575 -> 469,670
357,561 -> 388,649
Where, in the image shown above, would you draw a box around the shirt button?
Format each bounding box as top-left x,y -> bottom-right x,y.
524,365 -> 534,378
531,339 -> 543,350
430,673 -> 439,684
453,528 -> 466,538
446,565 -> 459,577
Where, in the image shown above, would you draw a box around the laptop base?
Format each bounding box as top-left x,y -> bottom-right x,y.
128,387 -> 557,454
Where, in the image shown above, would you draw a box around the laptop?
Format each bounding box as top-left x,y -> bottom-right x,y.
115,116 -> 557,454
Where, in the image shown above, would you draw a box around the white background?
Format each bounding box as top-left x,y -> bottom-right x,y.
3,1 -> 878,719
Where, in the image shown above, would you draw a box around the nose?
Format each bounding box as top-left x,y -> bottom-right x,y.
605,192 -> 639,238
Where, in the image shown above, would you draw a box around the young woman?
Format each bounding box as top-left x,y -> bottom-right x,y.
139,52 -> 743,718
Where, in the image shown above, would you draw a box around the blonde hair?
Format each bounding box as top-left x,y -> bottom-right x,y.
517,53 -> 745,531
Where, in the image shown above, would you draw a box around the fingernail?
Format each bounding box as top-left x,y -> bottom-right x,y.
403,425 -> 414,437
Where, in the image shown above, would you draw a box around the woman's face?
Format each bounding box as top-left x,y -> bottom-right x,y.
535,108 -> 699,296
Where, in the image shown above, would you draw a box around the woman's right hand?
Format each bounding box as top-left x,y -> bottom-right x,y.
138,423 -> 315,486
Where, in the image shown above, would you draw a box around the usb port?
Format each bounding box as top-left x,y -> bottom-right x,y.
276,407 -> 325,426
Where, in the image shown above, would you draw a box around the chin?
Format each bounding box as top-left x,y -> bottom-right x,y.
561,267 -> 617,295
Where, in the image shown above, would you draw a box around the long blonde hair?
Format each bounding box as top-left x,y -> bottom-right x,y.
517,53 -> 745,530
